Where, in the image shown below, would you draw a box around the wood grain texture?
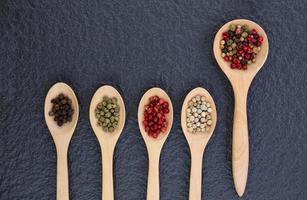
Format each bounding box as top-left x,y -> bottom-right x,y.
213,19 -> 269,197
44,82 -> 79,200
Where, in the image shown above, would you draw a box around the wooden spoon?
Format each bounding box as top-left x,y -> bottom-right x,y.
181,87 -> 217,200
44,82 -> 79,200
213,19 -> 269,196
137,88 -> 173,200
89,85 -> 126,200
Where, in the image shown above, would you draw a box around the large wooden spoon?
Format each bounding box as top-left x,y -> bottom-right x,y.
89,85 -> 126,200
44,82 -> 79,200
138,88 -> 173,200
181,87 -> 217,200
213,19 -> 269,196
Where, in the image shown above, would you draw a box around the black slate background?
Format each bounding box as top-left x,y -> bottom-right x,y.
0,0 -> 307,200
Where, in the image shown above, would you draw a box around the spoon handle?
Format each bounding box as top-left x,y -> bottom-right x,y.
102,145 -> 115,200
56,146 -> 69,200
147,152 -> 160,200
189,149 -> 204,200
232,88 -> 249,197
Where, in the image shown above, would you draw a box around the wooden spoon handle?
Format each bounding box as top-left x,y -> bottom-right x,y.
189,150 -> 204,200
147,152 -> 160,200
232,89 -> 249,197
56,146 -> 69,200
102,146 -> 115,200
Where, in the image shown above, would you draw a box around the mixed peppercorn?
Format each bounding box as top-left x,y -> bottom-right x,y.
49,93 -> 74,127
143,96 -> 169,138
95,96 -> 120,133
186,95 -> 212,133
220,24 -> 264,70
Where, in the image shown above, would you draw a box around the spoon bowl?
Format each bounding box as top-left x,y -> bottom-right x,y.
213,19 -> 269,83
44,82 -> 79,200
45,82 -> 79,139
181,87 -> 217,200
89,85 -> 126,200
89,85 -> 126,145
181,87 -> 217,144
138,87 -> 173,200
138,87 -> 173,147
213,19 -> 269,197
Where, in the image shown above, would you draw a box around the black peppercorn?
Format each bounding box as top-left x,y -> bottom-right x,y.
250,53 -> 254,59
228,30 -> 235,37
49,93 -> 74,127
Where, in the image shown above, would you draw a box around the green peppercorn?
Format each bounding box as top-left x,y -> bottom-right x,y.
241,32 -> 248,38
229,24 -> 236,31
234,37 -> 240,43
226,39 -> 233,46
94,95 -> 121,133
106,112 -> 111,118
242,24 -> 249,31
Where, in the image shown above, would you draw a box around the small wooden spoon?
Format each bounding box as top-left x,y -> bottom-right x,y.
137,88 -> 173,200
44,82 -> 79,200
89,85 -> 126,200
213,19 -> 269,196
181,87 -> 217,200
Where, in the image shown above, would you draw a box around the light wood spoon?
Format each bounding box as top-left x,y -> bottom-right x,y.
138,87 -> 173,200
181,87 -> 217,200
44,82 -> 79,200
213,19 -> 269,196
89,85 -> 126,200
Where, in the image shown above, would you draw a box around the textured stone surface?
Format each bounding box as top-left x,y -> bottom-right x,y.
0,0 -> 307,199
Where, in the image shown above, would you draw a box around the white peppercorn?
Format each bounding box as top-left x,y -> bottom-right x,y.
186,95 -> 213,133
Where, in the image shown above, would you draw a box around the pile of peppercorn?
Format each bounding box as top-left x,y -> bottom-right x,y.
49,93 -> 74,127
220,24 -> 263,70
143,96 -> 169,138
186,95 -> 213,133
95,96 -> 120,133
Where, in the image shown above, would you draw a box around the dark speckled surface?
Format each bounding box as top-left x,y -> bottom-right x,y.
0,0 -> 307,200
